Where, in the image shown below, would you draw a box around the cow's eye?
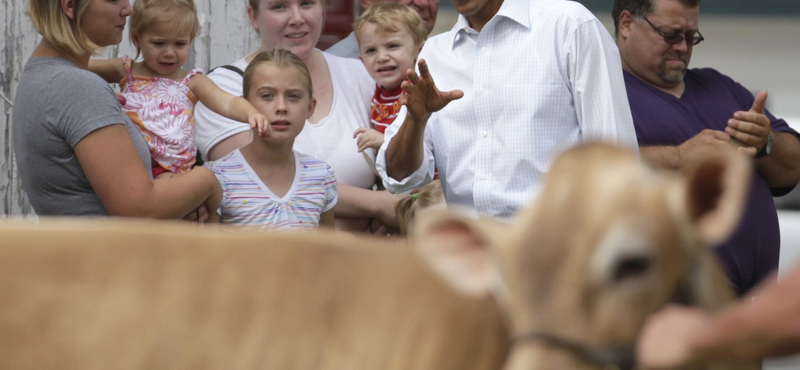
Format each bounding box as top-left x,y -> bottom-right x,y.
612,255 -> 651,282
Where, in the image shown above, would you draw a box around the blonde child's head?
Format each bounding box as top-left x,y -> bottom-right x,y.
395,180 -> 445,235
248,0 -> 326,11
243,49 -> 316,142
129,0 -> 201,59
243,49 -> 314,99
354,2 -> 427,90
354,2 -> 427,47
27,0 -> 100,55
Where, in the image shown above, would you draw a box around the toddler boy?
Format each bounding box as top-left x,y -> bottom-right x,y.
352,2 -> 427,153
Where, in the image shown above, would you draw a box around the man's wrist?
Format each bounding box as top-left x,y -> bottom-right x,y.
755,131 -> 774,158
409,112 -> 431,127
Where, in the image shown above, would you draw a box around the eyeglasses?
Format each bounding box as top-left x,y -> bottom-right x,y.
641,16 -> 704,46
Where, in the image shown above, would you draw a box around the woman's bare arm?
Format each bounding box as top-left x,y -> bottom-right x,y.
75,124 -> 221,218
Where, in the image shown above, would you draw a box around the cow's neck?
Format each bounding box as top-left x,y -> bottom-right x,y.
503,343 -> 600,370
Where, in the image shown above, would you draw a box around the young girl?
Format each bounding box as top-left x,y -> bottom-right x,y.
204,49 -> 337,231
89,0 -> 268,178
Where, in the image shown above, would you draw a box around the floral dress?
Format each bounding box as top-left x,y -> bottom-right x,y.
117,56 -> 201,174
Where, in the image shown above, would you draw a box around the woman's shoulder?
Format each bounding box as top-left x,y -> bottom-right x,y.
207,57 -> 249,78
28,58 -> 110,88
321,51 -> 366,72
34,59 -> 117,103
203,57 -> 249,93
322,51 -> 368,75
321,50 -> 373,92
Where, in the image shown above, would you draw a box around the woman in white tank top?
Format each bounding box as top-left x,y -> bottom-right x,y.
194,0 -> 405,234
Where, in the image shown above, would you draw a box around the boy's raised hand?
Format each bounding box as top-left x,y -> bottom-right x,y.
249,111 -> 271,137
353,127 -> 385,153
400,59 -> 464,121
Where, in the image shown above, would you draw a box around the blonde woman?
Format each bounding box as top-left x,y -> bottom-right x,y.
14,0 -> 220,219
195,0 -> 404,234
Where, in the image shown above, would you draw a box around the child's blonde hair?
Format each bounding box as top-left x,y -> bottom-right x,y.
248,0 -> 326,10
129,0 -> 201,58
395,180 -> 444,235
27,0 -> 99,55
243,49 -> 314,100
354,2 -> 427,46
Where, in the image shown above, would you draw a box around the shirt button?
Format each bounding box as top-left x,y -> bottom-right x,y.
481,131 -> 488,138
481,47 -> 488,53
478,87 -> 485,94
480,175 -> 487,180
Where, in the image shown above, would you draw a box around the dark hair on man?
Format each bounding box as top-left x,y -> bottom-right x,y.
612,0 -> 700,37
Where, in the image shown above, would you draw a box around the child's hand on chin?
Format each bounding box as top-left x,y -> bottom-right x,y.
249,112 -> 271,137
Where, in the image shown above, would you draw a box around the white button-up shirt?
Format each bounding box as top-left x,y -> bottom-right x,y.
376,0 -> 638,219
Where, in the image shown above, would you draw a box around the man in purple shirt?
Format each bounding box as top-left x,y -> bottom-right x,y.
613,0 -> 800,295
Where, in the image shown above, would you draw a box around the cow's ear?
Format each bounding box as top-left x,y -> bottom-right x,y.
684,150 -> 751,246
414,210 -> 499,297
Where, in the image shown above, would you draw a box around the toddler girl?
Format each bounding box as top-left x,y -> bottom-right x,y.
89,0 -> 267,178
204,49 -> 337,231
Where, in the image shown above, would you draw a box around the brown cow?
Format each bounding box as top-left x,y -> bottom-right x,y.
0,143 -> 755,370
416,143 -> 760,370
0,220 -> 509,370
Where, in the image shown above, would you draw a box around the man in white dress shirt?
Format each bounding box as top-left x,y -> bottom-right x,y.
375,0 -> 639,219
326,0 -> 439,59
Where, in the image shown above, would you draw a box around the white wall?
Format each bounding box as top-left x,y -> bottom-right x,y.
0,0 -> 37,216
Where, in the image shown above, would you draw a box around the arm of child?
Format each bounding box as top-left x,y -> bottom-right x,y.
75,124 -> 222,219
319,208 -> 335,229
189,74 -> 269,137
201,183 -> 222,224
353,127 -> 385,153
205,207 -> 221,223
336,184 -> 406,229
87,58 -> 125,84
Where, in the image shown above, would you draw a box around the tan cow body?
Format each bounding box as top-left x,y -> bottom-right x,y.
0,220 -> 509,370
0,143 -> 757,370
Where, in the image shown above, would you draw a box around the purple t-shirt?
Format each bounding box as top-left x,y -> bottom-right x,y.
624,68 -> 798,295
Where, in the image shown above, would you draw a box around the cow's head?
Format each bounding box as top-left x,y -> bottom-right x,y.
414,143 -> 750,369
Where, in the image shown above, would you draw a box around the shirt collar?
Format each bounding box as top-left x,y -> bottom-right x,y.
378,83 -> 404,96
450,0 -> 531,44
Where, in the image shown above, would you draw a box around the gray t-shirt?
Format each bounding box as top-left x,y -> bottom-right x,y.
12,57 -> 151,216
